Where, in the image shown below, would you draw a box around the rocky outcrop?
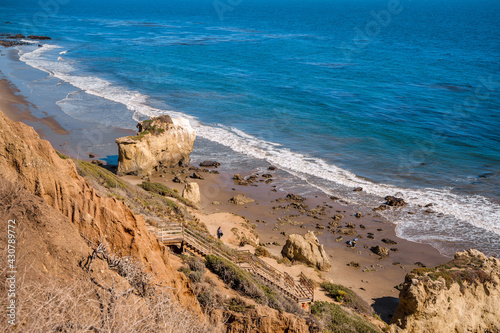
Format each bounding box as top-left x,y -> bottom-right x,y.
229,194 -> 255,205
390,249 -> 500,333
0,110 -> 200,311
211,306 -> 310,333
116,115 -> 195,176
281,231 -> 332,271
182,182 -> 201,208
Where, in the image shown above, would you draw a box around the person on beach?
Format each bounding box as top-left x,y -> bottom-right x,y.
217,226 -> 223,239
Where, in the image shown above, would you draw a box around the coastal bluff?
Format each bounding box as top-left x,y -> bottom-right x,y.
116,115 -> 195,176
390,249 -> 500,333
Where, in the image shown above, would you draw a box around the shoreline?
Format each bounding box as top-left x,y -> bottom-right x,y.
0,63 -> 450,321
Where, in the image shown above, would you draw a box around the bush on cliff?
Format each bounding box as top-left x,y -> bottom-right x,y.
204,255 -> 301,314
321,282 -> 373,315
311,301 -> 379,333
140,181 -> 194,207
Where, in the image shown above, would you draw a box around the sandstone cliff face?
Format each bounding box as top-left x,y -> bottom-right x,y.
116,115 -> 195,176
281,231 -> 332,271
211,306 -> 310,333
390,249 -> 500,333
0,111 -> 200,311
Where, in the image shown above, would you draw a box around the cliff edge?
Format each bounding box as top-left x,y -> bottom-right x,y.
390,249 -> 500,333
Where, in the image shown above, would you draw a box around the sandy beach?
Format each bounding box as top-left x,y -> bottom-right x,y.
0,67 -> 449,322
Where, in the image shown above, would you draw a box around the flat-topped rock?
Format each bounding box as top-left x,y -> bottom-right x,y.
116,116 -> 195,176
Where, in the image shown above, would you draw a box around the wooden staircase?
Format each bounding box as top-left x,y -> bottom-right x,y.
150,223 -> 314,303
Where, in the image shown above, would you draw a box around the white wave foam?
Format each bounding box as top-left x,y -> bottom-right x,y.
18,43 -> 500,242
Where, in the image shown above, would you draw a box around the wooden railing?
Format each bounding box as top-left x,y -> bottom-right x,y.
151,223 -> 314,303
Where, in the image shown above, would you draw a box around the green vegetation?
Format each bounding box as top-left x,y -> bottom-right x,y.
409,255 -> 493,293
75,160 -> 127,189
321,282 -> 372,315
228,297 -> 255,313
311,301 -> 380,333
255,246 -> 270,257
129,130 -> 151,141
139,181 -> 194,207
205,255 -> 301,313
55,150 -> 69,159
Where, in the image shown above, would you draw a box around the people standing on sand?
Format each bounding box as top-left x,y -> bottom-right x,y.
217,226 -> 223,239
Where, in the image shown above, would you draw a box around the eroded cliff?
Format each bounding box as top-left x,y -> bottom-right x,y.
390,249 -> 500,333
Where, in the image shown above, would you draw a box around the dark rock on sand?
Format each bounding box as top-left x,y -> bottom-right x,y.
190,172 -> 204,180
354,212 -> 363,218
172,176 -> 183,183
268,166 -> 277,171
371,245 -> 389,257
382,238 -> 398,245
233,174 -> 243,181
353,187 -> 363,192
384,195 -> 407,207
199,160 -> 220,168
91,159 -> 104,166
262,174 -> 273,178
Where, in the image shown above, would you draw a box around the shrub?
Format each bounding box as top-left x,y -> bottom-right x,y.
311,301 -> 379,333
255,246 -> 270,257
139,181 -> 193,207
205,255 -> 266,302
204,255 -> 302,314
75,160 -> 127,189
321,282 -> 372,315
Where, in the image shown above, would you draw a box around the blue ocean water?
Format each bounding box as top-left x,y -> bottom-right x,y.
0,0 -> 499,256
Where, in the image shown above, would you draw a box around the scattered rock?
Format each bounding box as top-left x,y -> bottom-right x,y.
347,261 -> 360,268
91,159 -> 104,166
353,187 -> 363,192
425,203 -> 434,207
360,224 -> 366,229
390,248 -> 398,252
382,238 -> 398,245
332,214 -> 344,221
233,174 -> 243,181
354,212 -> 363,218
27,35 -> 51,40
414,261 -> 426,267
262,174 -> 273,179
229,195 -> 255,205
371,246 -> 389,257
335,236 -> 343,242
190,172 -> 204,180
268,166 -> 277,171
384,195 -> 407,207
172,176 -> 183,183
315,224 -> 325,230
88,154 -> 95,158
285,194 -> 306,202
199,160 -> 220,168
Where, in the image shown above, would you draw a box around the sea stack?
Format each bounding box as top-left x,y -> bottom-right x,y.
116,115 -> 195,176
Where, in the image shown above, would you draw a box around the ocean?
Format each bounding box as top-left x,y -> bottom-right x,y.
0,0 -> 499,256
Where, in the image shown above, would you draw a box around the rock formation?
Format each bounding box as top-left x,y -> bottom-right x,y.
116,115 -> 195,176
182,182 -> 201,208
281,231 -> 332,271
229,194 -> 255,205
390,249 -> 500,333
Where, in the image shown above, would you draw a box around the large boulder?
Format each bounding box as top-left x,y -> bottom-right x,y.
281,231 -> 332,271
116,115 -> 195,176
229,194 -> 255,205
182,182 -> 200,208
390,249 -> 500,333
